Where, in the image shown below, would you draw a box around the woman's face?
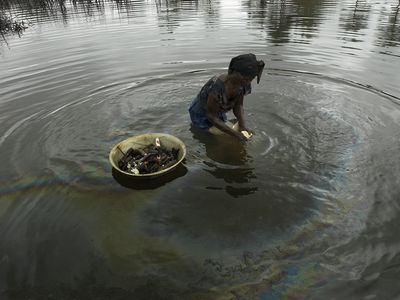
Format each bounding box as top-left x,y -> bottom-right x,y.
240,75 -> 254,95
231,71 -> 255,88
241,74 -> 255,85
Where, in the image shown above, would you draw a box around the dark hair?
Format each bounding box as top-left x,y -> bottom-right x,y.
228,53 -> 264,78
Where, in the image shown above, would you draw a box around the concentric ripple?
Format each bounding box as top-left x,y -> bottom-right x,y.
1,0 -> 400,298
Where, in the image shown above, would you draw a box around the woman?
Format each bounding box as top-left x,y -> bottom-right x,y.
189,53 -> 265,142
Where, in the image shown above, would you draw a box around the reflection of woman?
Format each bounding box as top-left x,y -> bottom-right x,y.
189,53 -> 265,142
190,127 -> 249,165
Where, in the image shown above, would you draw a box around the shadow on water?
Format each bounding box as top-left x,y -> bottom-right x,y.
111,163 -> 188,190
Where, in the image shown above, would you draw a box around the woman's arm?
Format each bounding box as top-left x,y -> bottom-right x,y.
232,94 -> 247,131
206,94 -> 246,141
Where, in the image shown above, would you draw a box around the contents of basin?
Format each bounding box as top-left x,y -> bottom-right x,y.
117,138 -> 179,174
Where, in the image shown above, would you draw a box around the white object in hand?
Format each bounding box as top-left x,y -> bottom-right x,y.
241,130 -> 252,139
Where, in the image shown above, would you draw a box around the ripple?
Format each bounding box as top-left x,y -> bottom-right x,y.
0,111 -> 40,147
1,0 -> 400,298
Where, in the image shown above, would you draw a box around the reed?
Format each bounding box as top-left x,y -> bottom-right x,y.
0,0 -> 107,10
0,13 -> 27,37
0,0 -> 98,37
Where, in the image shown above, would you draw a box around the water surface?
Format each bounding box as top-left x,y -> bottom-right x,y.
1,0 -> 400,299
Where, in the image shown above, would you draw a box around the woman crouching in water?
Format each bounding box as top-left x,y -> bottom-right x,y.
189,53 -> 265,142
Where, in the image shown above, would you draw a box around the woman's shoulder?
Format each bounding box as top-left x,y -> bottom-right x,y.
211,74 -> 226,91
207,74 -> 225,85
201,74 -> 223,94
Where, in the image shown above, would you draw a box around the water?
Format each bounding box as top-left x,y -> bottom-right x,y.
1,0 -> 400,299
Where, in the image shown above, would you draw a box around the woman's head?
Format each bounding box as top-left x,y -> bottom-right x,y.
228,53 -> 265,84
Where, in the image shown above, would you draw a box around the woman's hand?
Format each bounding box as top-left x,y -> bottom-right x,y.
241,131 -> 253,139
239,126 -> 253,135
236,125 -> 252,140
235,131 -> 249,142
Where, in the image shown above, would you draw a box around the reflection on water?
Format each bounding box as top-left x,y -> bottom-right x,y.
1,0 -> 399,48
245,0 -> 329,43
1,0 -> 400,299
190,125 -> 251,166
190,125 -> 259,198
111,163 -> 188,190
340,0 -> 371,34
377,3 -> 400,47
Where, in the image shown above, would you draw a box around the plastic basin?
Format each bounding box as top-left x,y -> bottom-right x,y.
109,133 -> 186,178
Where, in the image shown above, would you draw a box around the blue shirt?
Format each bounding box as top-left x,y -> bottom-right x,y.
189,76 -> 251,130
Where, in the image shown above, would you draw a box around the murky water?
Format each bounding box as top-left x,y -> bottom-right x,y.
1,0 -> 400,299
